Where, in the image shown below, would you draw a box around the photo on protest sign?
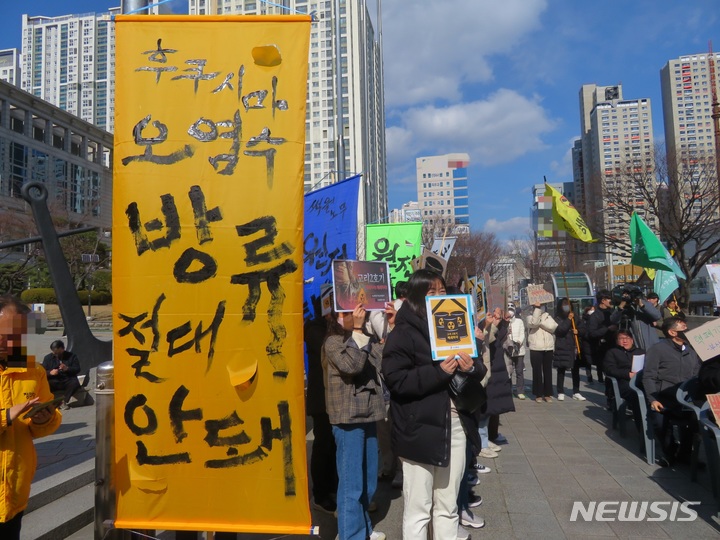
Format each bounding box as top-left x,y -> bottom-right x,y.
331,260 -> 392,312
707,394 -> 720,425
320,284 -> 333,316
420,248 -> 447,278
461,274 -> 486,320
425,295 -> 478,360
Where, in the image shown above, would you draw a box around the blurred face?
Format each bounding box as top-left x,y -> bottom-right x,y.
0,305 -> 27,363
426,278 -> 446,297
51,345 -> 65,357
493,307 -> 503,319
648,297 -> 658,306
336,312 -> 355,331
599,297 -> 612,309
668,300 -> 678,310
668,321 -> 688,341
616,333 -> 634,350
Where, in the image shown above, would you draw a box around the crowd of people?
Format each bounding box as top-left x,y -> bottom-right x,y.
304,271 -> 720,540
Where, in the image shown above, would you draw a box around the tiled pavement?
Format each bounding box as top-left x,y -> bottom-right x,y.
32,326 -> 720,539
313,377 -> 720,540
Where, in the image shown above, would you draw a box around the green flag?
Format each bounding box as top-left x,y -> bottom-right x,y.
629,212 -> 686,279
653,269 -> 679,305
366,222 -> 423,286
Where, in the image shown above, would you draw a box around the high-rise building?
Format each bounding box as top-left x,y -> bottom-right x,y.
0,79 -> 112,242
416,153 -> 470,228
21,10 -> 119,133
388,201 -> 420,223
574,83 -> 655,263
660,52 -> 720,214
0,49 -> 20,85
188,0 -> 388,224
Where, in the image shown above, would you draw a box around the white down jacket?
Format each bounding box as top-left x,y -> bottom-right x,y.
506,316 -> 527,356
526,307 -> 557,351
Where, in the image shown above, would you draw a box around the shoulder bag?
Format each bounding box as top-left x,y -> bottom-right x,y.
448,371 -> 487,414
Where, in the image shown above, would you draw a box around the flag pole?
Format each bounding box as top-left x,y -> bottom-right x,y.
554,216 -> 582,362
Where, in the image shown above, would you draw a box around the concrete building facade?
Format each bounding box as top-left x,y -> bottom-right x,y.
0,49 -> 21,86
575,83 -> 655,264
660,52 -> 720,218
21,10 -> 119,133
416,153 -> 470,227
189,0 -> 388,224
0,79 -> 112,245
388,200 -> 420,223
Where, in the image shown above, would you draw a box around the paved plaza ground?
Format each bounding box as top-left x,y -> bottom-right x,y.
27,329 -> 720,539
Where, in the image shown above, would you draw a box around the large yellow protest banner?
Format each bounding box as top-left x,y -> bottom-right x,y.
113,16 -> 311,533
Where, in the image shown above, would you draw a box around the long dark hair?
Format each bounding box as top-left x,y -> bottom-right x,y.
404,269 -> 446,318
555,297 -> 570,318
325,310 -> 349,340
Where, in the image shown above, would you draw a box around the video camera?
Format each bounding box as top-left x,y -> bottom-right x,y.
611,284 -> 643,306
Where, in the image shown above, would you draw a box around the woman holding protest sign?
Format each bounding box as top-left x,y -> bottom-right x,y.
322,303 -> 387,540
383,269 -> 486,539
527,301 -> 557,402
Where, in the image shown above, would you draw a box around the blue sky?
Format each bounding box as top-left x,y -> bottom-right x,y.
2,1 -> 719,239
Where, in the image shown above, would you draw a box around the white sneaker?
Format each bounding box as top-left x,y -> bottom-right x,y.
478,447 -> 498,458
370,532 -> 386,540
471,463 -> 491,474
460,509 -> 486,529
573,393 -> 587,401
457,524 -> 471,540
488,441 -> 502,452
517,393 -> 526,400
558,393 -> 565,401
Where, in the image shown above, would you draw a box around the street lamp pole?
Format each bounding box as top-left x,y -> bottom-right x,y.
81,253 -> 99,318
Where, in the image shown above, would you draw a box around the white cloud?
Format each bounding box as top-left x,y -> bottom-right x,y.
382,0 -> 548,107
483,216 -> 530,234
386,89 -> 557,171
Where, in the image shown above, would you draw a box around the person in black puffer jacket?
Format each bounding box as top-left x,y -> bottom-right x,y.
482,308 -> 515,441
578,306 -> 595,383
383,269 -> 485,540
603,330 -> 645,433
553,298 -> 585,401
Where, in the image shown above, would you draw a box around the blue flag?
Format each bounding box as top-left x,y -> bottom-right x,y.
303,175 -> 361,320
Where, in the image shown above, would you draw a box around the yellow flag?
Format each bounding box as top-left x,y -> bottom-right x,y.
544,183 -> 595,243
113,15 -> 312,534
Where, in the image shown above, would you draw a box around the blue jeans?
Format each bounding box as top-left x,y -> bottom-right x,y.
478,416 -> 489,449
333,423 -> 378,540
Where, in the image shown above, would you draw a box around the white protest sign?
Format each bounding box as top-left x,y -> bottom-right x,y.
706,264 -> 720,306
430,237 -> 457,261
527,284 -> 554,305
685,318 -> 720,362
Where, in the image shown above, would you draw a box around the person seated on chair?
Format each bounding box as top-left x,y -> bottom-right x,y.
603,330 -> 645,432
41,340 -> 81,410
643,317 -> 702,466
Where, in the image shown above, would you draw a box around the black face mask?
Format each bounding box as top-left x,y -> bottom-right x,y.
675,331 -> 687,342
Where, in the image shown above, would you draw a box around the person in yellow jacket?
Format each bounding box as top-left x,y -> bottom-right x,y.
0,295 -> 61,538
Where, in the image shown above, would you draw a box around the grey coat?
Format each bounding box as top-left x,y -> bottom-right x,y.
628,300 -> 662,351
642,338 -> 701,404
322,332 -> 386,425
